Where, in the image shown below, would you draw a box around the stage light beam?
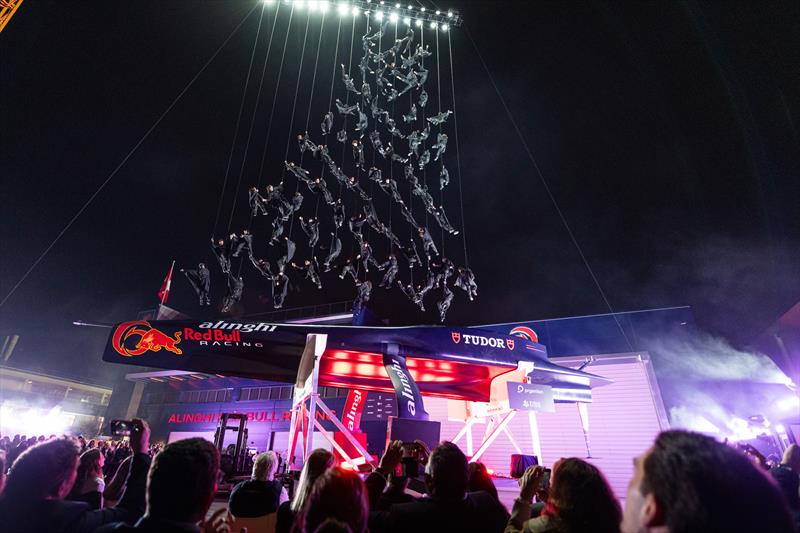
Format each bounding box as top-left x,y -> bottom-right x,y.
389,12 -> 398,23
337,2 -> 349,15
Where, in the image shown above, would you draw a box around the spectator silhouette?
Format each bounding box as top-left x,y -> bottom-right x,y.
769,444 -> 800,530
0,420 -> 150,533
369,441 -> 509,533
67,448 -> 105,509
468,462 -> 500,503
506,458 -> 620,533
300,467 -> 369,533
229,450 -> 288,518
276,448 -> 335,533
620,430 -> 795,533
96,437 -> 228,533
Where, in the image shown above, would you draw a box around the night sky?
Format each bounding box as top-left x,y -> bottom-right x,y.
1,1 -> 798,385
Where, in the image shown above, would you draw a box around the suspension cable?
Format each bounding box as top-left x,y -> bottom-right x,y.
226,5 -> 272,233
212,3 -> 266,238
447,30 -> 468,268
434,26 -> 444,254
0,4 -> 258,310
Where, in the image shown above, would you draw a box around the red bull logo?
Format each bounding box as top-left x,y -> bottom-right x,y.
451,331 -> 461,344
112,320 -> 183,357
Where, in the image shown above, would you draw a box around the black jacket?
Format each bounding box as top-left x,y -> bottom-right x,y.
0,453 -> 150,533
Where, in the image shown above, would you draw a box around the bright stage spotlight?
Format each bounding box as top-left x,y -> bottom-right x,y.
263,0 -> 276,5
389,12 -> 398,23
448,11 -> 453,17
294,0 -> 306,9
308,0 -> 319,11
420,7 -> 425,12
429,21 -> 437,29
319,0 -> 330,12
403,16 -> 410,25
435,10 -> 440,15
395,2 -> 400,7
441,24 -> 449,31
337,2 -> 349,15
414,19 -> 422,27
351,5 -> 360,15
375,10 -> 384,20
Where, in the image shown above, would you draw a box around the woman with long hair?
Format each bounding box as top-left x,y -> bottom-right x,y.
506,458 -> 621,533
66,447 -> 105,509
300,467 -> 368,533
276,448 -> 335,533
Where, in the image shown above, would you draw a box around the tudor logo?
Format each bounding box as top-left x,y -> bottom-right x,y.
451,331 -> 461,344
507,338 -> 515,350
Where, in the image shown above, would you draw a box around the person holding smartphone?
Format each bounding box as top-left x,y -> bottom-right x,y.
506,459 -> 620,533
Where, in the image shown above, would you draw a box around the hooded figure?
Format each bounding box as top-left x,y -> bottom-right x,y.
181,263 -> 211,306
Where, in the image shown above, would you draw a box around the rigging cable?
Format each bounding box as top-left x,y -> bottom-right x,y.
446,30 -> 469,268
463,24 -> 633,350
212,3 -> 266,238
0,4 -> 258,309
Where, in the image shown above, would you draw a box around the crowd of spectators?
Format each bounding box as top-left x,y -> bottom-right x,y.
0,423 -> 797,533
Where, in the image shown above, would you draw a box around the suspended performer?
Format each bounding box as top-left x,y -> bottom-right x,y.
299,216 -> 320,248
180,263 -> 211,306
401,239 -> 422,267
362,202 -> 386,234
250,256 -> 274,279
269,216 -> 285,245
358,241 -> 379,273
432,205 -> 459,235
418,89 -> 428,108
336,129 -> 348,143
455,267 -> 478,301
285,161 -> 313,184
321,112 -> 333,135
221,273 -> 244,313
355,109 -> 369,137
276,237 -> 296,274
335,98 -> 359,116
427,110 -> 453,126
271,270 -> 289,309
353,280 -> 372,317
432,133 -> 448,161
291,192 -> 304,215
323,232 -> 342,271
292,257 -> 322,289
379,177 -> 404,204
377,254 -> 399,289
399,203 -> 420,230
361,81 -> 372,103
309,177 -> 335,205
398,281 -> 425,312
418,227 -> 439,260
297,131 -> 319,155
369,131 -> 383,153
333,198 -> 346,228
368,166 -> 383,185
437,284 -> 454,323
339,259 -> 357,283
417,149 -> 431,170
402,104 -> 417,124
211,238 -> 231,274
386,118 -> 405,139
231,230 -> 254,258
439,165 -> 450,191
249,187 -> 268,216
352,139 -> 365,169
346,176 -> 371,201
349,213 -> 367,244
341,64 -> 361,95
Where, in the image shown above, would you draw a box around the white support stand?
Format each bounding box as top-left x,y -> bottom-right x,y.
287,334 -> 377,470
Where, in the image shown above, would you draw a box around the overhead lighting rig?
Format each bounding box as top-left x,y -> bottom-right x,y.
274,0 -> 462,29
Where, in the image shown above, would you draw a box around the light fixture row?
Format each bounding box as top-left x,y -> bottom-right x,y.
266,0 -> 462,29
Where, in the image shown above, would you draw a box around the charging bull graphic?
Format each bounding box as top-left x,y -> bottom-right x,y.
111,320 -> 183,357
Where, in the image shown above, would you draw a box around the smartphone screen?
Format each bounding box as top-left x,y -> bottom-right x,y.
110,420 -> 133,437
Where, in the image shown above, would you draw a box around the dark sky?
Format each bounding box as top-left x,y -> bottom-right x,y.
1,1 -> 798,385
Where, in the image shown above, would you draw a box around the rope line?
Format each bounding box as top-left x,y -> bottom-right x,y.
435,26 -> 444,254
447,30 -> 468,267
213,3 -> 266,237
0,4 -> 258,310
255,7 -> 295,187
226,5 -> 269,233
463,24 -> 633,350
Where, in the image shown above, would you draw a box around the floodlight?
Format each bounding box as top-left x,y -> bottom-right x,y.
375,10 -> 384,20
294,0 -> 305,9
430,21 -> 437,29
441,24 -> 448,31
420,7 -> 425,12
389,12 -> 398,22
448,11 -> 453,17
403,16 -> 410,25
263,0 -> 276,5
337,2 -> 349,15
395,2 -> 401,7
351,5 -> 359,15
319,0 -> 330,11
435,10 -> 440,15
414,19 -> 422,27
308,0 -> 319,11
